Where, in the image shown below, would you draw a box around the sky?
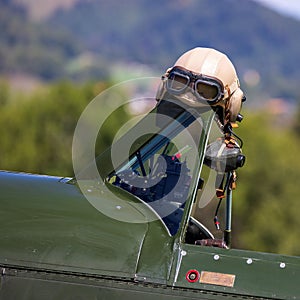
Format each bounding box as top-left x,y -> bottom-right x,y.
254,0 -> 300,20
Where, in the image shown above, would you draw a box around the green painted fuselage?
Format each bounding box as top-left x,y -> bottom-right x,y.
0,102 -> 299,299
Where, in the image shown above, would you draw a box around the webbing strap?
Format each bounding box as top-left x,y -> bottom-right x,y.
215,170 -> 237,199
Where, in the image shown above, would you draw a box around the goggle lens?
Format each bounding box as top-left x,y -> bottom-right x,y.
195,81 -> 220,101
167,72 -> 189,92
166,68 -> 224,104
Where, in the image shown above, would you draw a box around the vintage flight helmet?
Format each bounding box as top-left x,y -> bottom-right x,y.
156,47 -> 246,127
156,47 -> 246,174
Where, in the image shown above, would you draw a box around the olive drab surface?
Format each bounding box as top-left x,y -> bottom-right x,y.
0,48 -> 299,300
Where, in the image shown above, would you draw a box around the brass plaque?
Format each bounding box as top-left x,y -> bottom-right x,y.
200,271 -> 235,287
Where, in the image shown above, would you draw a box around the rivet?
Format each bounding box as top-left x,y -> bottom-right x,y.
181,250 -> 187,256
280,262 -> 286,269
214,254 -> 220,261
246,258 -> 253,265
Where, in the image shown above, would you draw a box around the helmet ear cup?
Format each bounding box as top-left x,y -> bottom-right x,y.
228,88 -> 244,122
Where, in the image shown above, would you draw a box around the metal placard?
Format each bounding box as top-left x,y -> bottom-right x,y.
200,271 -> 236,287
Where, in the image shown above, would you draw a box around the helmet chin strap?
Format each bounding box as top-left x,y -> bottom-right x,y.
204,96 -> 245,249
211,116 -> 244,249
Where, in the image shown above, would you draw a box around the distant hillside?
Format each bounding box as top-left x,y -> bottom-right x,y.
14,0 -> 79,21
2,0 -> 300,104
0,0 -> 81,80
45,0 -> 300,102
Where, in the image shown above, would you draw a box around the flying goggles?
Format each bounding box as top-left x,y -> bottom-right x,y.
166,67 -> 225,105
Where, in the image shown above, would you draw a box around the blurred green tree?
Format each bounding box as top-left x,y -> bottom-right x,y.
0,81 -> 128,176
294,103 -> 300,136
233,111 -> 300,255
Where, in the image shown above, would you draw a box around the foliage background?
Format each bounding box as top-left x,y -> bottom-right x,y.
0,0 -> 300,256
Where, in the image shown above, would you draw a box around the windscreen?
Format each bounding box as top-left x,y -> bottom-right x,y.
106,108 -> 209,235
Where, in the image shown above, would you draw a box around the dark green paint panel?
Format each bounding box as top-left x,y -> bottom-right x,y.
0,267 -> 259,300
135,221 -> 174,283
0,171 -> 149,277
176,244 -> 300,299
